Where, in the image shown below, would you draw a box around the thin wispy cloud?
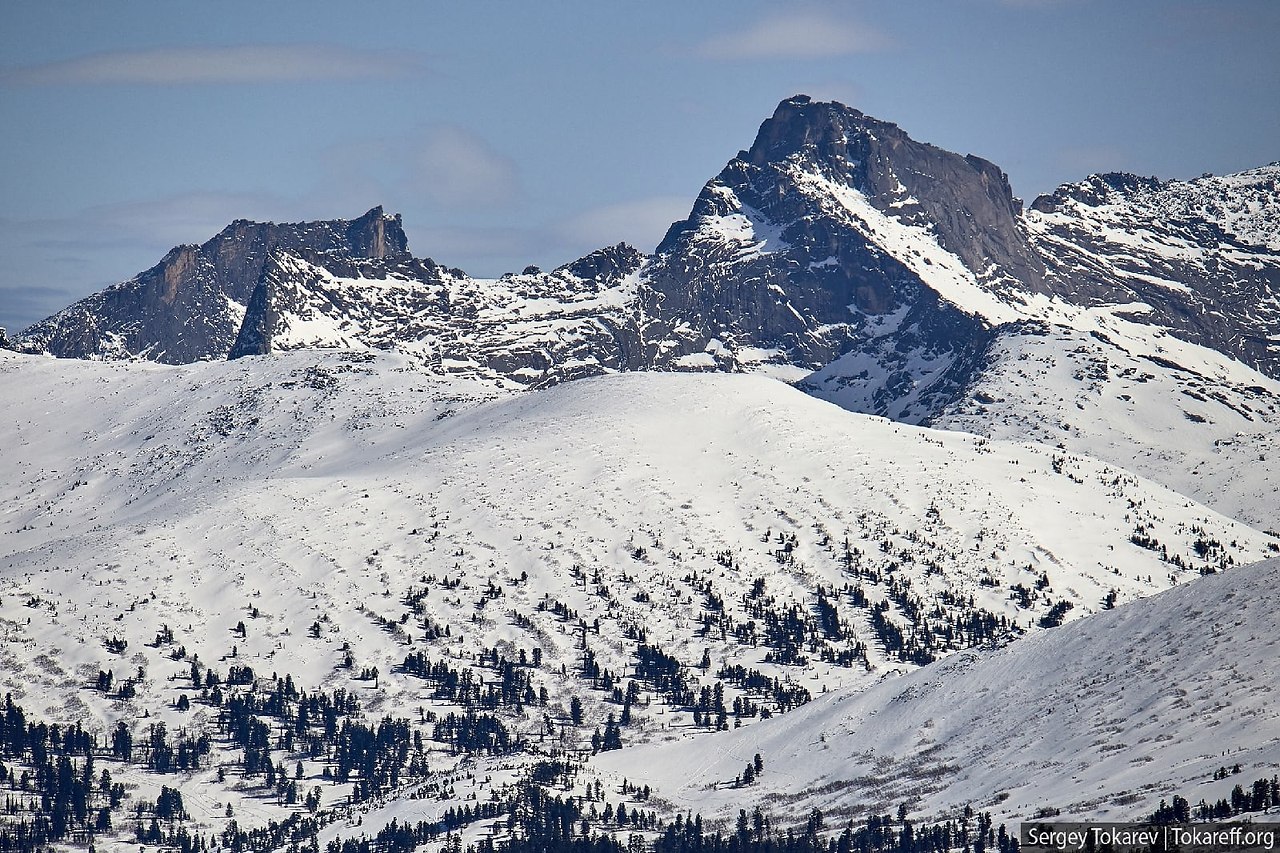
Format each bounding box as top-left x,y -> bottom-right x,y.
412,127 -> 521,210
557,195 -> 692,252
0,44 -> 424,86
696,11 -> 892,60
997,0 -> 1079,7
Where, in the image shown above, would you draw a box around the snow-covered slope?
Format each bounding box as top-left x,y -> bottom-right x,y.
13,103 -> 1278,503
806,295 -> 1280,527
797,157 -> 1280,528
598,554 -> 1280,826
931,319 -> 1280,529
6,94 -> 1280,852
2,349 -> 1273,847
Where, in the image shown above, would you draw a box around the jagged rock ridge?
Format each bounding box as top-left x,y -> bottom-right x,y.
13,96 -> 1280,415
17,206 -> 407,364
16,97 -> 1029,403
1025,165 -> 1280,377
226,242 -> 653,388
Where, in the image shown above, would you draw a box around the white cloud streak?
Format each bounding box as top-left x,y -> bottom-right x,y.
697,11 -> 892,60
0,45 -> 424,86
412,127 -> 521,209
557,195 -> 692,252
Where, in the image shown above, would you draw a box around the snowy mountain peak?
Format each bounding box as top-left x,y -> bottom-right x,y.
344,204 -> 410,259
1023,160 -> 1280,380
668,96 -> 1032,271
11,100 -> 1280,531
4,96 -> 1280,850
742,94 -> 894,172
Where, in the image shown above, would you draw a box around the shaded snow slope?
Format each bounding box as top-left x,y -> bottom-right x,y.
598,555 -> 1280,826
931,321 -> 1280,529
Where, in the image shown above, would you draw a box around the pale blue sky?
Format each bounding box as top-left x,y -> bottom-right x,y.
2,0 -> 1277,333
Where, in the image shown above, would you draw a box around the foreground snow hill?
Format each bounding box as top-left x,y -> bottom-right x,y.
597,553 -> 1280,826
0,348 -> 1269,712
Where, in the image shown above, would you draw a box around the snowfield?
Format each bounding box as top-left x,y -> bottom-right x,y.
1,347 -> 1277,848
598,554 -> 1280,826
4,95 -> 1279,853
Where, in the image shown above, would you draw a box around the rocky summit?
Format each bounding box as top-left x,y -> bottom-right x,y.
17,206 -> 408,364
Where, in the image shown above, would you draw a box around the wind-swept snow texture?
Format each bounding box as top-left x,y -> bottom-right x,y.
1,349 -> 1273,843
599,555 -> 1280,826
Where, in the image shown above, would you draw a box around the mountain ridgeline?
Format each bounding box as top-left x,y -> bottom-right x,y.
14,95 -> 1280,410
4,94 -> 1280,853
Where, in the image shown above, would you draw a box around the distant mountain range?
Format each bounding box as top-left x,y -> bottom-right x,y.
14,97 -> 1280,386
13,95 -> 1280,525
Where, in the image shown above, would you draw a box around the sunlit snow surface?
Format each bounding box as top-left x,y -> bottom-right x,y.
789,163 -> 1280,528
1,348 -> 1276,843
4,164 -> 1280,847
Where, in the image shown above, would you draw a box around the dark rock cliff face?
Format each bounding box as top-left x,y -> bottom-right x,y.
641,95 -> 1025,393
17,207 -> 407,363
1025,167 -> 1280,379
737,95 -> 1042,292
225,254 -> 285,361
